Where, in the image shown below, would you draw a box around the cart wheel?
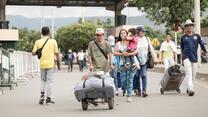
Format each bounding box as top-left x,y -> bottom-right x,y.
160,88 -> 164,94
82,100 -> 88,111
176,88 -> 181,93
108,98 -> 114,110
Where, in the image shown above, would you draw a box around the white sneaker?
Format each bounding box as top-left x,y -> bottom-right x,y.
127,97 -> 133,102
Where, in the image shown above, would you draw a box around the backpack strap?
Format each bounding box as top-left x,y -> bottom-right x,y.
94,40 -> 108,60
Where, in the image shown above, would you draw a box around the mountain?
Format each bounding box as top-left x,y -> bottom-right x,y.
6,15 -> 165,32
7,15 -> 79,30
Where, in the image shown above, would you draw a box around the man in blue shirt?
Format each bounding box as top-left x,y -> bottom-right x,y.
181,19 -> 208,96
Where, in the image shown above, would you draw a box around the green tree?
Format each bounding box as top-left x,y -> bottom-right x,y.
103,18 -> 114,28
106,18 -> 112,26
201,17 -> 208,28
55,21 -> 99,52
134,0 -> 208,29
145,26 -> 165,50
16,28 -> 40,52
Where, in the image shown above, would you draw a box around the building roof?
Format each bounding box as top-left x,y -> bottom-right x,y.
6,0 -> 135,11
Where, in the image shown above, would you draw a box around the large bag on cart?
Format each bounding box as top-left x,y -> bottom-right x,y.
160,64 -> 185,94
74,72 -> 116,91
74,72 -> 116,101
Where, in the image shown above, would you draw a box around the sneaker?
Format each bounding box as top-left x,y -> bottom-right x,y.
39,97 -> 45,105
142,92 -> 148,97
115,91 -> 119,96
46,98 -> 55,104
122,90 -> 126,96
137,92 -> 141,97
133,89 -> 138,95
127,97 -> 133,102
188,90 -> 195,96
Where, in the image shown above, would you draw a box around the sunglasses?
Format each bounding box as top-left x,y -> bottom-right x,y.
96,34 -> 103,36
185,24 -> 193,27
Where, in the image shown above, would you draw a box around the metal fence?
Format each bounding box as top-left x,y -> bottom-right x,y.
0,47 -> 39,93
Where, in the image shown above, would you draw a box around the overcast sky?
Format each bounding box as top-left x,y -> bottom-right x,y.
6,6 -> 144,18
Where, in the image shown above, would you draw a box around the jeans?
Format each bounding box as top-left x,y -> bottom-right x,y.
79,60 -> 84,71
120,66 -> 137,97
125,55 -> 135,64
68,60 -> 73,72
40,68 -> 55,98
133,64 -> 147,92
117,72 -> 122,88
183,58 -> 198,91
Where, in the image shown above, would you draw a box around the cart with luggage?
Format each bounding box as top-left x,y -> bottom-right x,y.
74,72 -> 115,110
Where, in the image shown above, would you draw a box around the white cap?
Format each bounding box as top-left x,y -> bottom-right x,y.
185,19 -> 194,26
95,28 -> 104,34
68,49 -> 72,52
107,35 -> 115,45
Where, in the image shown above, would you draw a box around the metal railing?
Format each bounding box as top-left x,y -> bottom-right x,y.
11,50 -> 39,81
0,47 -> 39,94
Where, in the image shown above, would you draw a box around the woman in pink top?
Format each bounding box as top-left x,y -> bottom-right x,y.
125,28 -> 138,69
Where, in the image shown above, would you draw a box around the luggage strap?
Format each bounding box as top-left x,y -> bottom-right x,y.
83,80 -> 87,88
102,78 -> 105,87
82,78 -> 105,88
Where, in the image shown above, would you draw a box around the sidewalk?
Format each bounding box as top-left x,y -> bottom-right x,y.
149,63 -> 208,81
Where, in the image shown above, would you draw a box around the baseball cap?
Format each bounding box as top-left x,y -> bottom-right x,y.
136,26 -> 145,32
95,28 -> 104,35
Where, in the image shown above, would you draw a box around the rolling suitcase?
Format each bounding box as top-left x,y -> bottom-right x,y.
160,65 -> 185,94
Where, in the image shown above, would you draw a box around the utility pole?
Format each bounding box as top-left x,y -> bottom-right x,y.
41,7 -> 45,38
0,0 -> 6,21
194,0 -> 201,66
81,7 -> 85,23
51,7 -> 55,39
194,0 -> 200,34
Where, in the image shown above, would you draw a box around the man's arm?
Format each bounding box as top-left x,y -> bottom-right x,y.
198,35 -> 208,59
198,35 -> 207,53
108,50 -> 113,69
55,52 -> 60,62
32,41 -> 38,56
180,36 -> 184,53
87,43 -> 93,71
54,40 -> 61,65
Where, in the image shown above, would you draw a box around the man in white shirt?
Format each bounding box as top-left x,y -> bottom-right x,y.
77,49 -> 85,71
160,33 -> 177,71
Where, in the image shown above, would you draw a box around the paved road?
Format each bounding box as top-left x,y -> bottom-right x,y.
0,66 -> 208,117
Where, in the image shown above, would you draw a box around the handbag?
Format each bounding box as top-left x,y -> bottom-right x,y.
35,38 -> 50,59
146,37 -> 154,69
147,50 -> 154,68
